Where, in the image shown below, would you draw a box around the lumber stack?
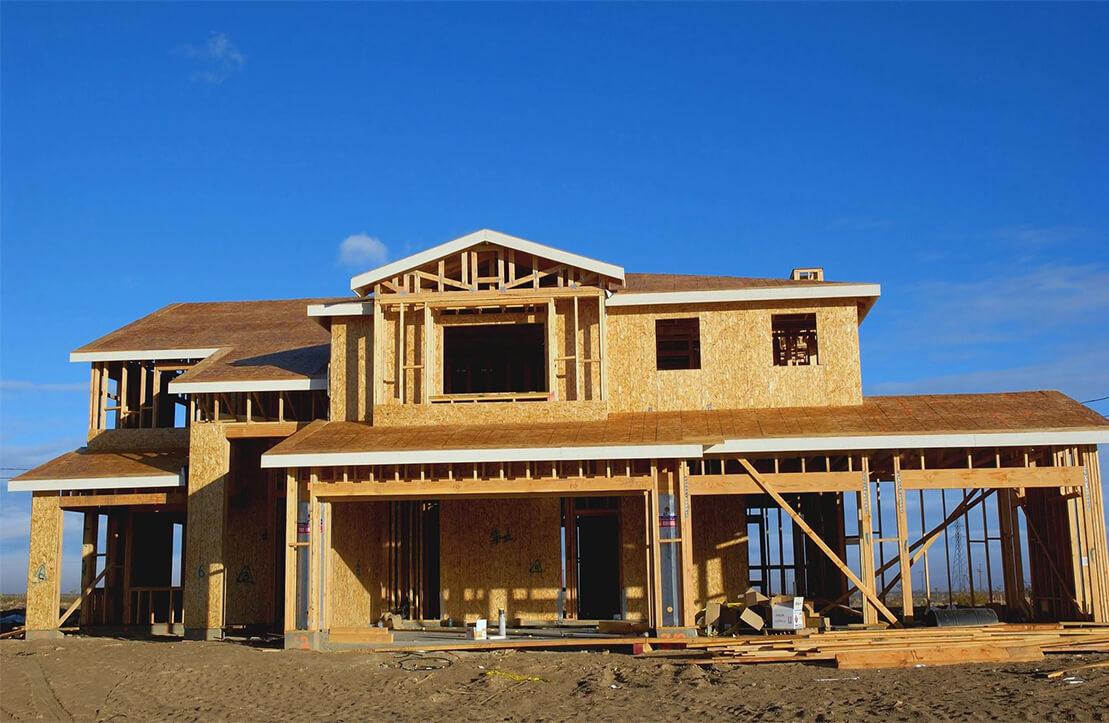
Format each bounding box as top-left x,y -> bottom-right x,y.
644,623 -> 1109,669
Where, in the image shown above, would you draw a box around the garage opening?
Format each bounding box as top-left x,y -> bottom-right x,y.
443,323 -> 546,395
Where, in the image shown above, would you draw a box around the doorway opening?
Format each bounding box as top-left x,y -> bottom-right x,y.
564,497 -> 622,620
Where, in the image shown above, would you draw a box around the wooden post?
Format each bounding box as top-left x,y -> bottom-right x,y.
396,302 -> 405,404
572,295 -> 581,401
284,471 -> 297,632
182,422 -> 229,640
649,461 -> 663,628
858,456 -> 878,624
547,299 -> 557,400
739,458 -> 898,625
423,302 -> 432,403
677,460 -> 696,627
373,293 -> 383,407
81,512 -> 99,610
308,469 -> 321,632
598,290 -> 608,402
25,492 -> 64,636
893,454 -> 913,621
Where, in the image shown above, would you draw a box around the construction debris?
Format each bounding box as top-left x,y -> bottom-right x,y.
641,623 -> 1109,669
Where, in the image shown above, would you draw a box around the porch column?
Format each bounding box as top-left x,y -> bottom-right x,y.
25,492 -> 64,638
183,422 -> 229,640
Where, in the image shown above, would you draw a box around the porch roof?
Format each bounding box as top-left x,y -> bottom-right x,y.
8,447 -> 187,492
261,391 -> 1109,468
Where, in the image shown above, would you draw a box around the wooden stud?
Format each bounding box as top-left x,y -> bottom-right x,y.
893,454 -> 913,621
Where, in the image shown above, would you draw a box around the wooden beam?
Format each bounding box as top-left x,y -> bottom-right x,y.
223,421 -> 302,439
858,457 -> 878,624
311,475 -> 653,500
737,458 -> 899,626
423,302 -> 432,404
689,470 -> 862,495
678,461 -> 696,627
547,299 -> 557,401
598,290 -> 608,401
373,293 -> 383,407
60,491 -> 186,509
898,466 -> 1084,490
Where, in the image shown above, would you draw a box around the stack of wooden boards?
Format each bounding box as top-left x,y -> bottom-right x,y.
643,623 -> 1109,669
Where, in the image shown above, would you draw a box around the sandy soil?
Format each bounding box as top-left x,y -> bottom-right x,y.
1,636 -> 1106,722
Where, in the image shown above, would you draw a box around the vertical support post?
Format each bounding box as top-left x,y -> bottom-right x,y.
372,293 -> 383,407
572,295 -> 581,401
81,511 -> 99,622
396,301 -> 405,404
307,469 -> 321,633
677,460 -> 696,627
648,461 -> 663,628
423,302 -> 432,404
598,290 -> 608,402
25,492 -> 64,638
284,471 -> 297,633
183,422 -> 229,641
546,299 -> 557,401
893,453 -> 913,621
858,455 -> 878,625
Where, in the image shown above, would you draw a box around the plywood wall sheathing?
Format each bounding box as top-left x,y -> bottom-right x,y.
619,495 -> 649,621
223,441 -> 277,626
690,495 -> 749,610
328,501 -> 390,627
329,319 -> 372,422
439,498 -> 561,623
606,299 -> 863,412
25,492 -> 63,631
183,422 -> 230,632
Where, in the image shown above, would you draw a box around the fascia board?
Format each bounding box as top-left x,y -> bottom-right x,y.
261,443 -> 705,469
70,348 -> 220,363
167,378 -> 328,394
705,429 -> 1109,455
605,284 -> 882,308
8,472 -> 184,493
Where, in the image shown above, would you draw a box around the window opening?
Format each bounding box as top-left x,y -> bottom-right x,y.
772,313 -> 818,366
655,318 -> 701,370
443,323 -> 546,394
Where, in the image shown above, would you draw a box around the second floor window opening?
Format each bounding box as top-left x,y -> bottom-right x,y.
655,318 -> 701,370
443,323 -> 547,395
772,313 -> 819,366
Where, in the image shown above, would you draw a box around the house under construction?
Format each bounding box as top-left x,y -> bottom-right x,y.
11,229 -> 1109,648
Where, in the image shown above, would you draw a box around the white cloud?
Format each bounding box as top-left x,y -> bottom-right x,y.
338,233 -> 389,268
181,32 -> 245,84
990,224 -> 1096,248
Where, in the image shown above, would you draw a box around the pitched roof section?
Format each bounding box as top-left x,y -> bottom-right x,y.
70,298 -> 339,391
261,391 -> 1109,468
8,447 -> 187,492
349,229 -> 626,296
611,273 -> 881,316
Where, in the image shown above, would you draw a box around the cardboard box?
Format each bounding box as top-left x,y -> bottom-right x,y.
743,587 -> 770,607
771,597 -> 805,630
467,618 -> 488,640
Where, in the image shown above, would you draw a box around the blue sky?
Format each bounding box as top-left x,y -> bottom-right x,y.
1,2 -> 1107,593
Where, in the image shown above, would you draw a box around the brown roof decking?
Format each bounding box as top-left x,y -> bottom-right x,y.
73,298 -> 342,384
620,273 -> 855,293
264,391 -> 1109,462
12,448 -> 187,484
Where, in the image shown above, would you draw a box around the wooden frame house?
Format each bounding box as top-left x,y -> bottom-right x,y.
11,229 -> 1109,646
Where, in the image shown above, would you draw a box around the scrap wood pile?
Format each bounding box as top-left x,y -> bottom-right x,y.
643,623 -> 1109,669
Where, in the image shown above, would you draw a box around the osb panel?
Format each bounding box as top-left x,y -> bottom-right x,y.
223,448 -> 274,626
606,300 -> 862,413
330,319 -> 373,423
25,492 -> 63,630
87,427 -> 190,450
373,399 -> 608,427
620,495 -> 649,621
690,495 -> 748,608
553,298 -> 601,401
439,498 -> 561,623
329,501 -> 389,627
183,422 -> 230,630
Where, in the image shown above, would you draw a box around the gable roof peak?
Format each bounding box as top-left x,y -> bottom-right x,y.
350,229 -> 625,296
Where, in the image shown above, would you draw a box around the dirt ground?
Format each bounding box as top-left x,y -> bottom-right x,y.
1,636 -> 1106,722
